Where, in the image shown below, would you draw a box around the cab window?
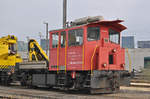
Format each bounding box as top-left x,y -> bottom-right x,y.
61,31 -> 66,47
9,44 -> 17,53
52,33 -> 59,48
68,28 -> 83,46
109,29 -> 120,44
87,27 -> 100,41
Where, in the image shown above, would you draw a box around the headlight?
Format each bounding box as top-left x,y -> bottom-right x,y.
103,63 -> 107,67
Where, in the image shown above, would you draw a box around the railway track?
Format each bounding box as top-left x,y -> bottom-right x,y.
0,85 -> 150,99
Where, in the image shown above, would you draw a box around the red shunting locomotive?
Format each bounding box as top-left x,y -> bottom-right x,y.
0,16 -> 130,94
49,16 -> 130,93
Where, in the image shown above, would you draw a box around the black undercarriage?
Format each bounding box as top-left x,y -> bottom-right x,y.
0,66 -> 130,94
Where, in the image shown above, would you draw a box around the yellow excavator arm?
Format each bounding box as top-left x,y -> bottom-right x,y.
28,39 -> 49,63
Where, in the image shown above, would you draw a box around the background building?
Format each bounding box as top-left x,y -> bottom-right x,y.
40,39 -> 49,50
17,41 -> 28,52
122,36 -> 135,48
17,41 -> 28,59
138,41 -> 150,48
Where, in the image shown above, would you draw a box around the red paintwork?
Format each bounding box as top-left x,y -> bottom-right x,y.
49,20 -> 126,71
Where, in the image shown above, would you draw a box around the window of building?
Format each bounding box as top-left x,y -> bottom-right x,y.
52,33 -> 59,48
109,54 -> 114,64
109,29 -> 120,44
68,28 -> 83,46
61,31 -> 66,47
87,27 -> 100,41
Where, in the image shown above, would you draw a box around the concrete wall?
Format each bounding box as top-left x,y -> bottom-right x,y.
125,48 -> 150,71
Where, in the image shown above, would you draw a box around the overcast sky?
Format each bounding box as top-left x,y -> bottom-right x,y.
0,0 -> 150,43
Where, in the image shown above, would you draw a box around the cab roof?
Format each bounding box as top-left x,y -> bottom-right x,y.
88,20 -> 127,32
49,20 -> 127,33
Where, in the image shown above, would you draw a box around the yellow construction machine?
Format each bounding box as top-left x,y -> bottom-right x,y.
0,35 -> 22,68
0,35 -> 48,85
28,39 -> 49,62
19,39 -> 49,86
0,35 -> 22,85
19,39 -> 49,70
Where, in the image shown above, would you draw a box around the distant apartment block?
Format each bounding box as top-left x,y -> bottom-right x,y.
122,36 -> 135,48
40,39 -> 49,50
138,41 -> 150,48
17,41 -> 28,52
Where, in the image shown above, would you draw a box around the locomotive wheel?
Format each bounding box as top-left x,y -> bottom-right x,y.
1,76 -> 11,86
20,73 -> 27,86
20,73 -> 32,87
110,72 -> 120,93
0,72 -> 11,86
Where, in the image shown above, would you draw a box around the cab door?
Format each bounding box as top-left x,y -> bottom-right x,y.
59,31 -> 67,70
108,29 -> 121,70
67,28 -> 84,70
85,26 -> 101,70
49,32 -> 59,71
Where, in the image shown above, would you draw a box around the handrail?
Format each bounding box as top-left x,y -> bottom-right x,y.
91,45 -> 98,75
82,44 -> 84,71
57,41 -> 59,74
65,40 -> 67,73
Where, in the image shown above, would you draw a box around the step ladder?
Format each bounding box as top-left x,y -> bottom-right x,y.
83,73 -> 91,88
57,73 -> 67,86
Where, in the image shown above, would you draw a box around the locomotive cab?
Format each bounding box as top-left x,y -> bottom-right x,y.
49,20 -> 126,71
49,18 -> 130,93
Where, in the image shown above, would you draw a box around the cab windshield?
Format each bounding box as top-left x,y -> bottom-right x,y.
109,29 -> 120,44
9,43 -> 17,54
87,27 -> 100,41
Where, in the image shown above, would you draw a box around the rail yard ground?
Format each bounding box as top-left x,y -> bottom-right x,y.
0,85 -> 150,99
